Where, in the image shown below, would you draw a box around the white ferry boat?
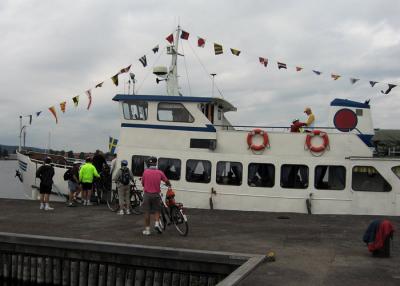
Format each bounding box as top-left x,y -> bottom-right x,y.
17,27 -> 400,216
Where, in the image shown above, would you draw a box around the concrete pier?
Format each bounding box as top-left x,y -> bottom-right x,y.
0,199 -> 399,285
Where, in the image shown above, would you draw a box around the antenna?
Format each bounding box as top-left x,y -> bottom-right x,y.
210,73 -> 217,97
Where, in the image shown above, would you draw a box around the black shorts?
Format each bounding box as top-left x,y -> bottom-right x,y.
142,192 -> 161,213
81,182 -> 93,191
39,183 -> 52,194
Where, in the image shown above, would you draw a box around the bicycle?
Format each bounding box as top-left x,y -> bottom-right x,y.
158,188 -> 189,236
106,180 -> 143,214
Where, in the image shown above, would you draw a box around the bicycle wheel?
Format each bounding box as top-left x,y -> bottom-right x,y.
171,206 -> 189,236
159,206 -> 167,231
106,190 -> 119,212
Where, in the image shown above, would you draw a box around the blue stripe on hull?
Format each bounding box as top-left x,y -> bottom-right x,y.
121,123 -> 216,132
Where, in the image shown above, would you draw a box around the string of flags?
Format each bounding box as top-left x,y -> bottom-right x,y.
21,27 -> 398,126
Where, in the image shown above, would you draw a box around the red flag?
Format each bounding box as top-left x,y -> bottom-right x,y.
180,30 -> 189,40
198,37 -> 205,47
259,57 -> 268,67
85,90 -> 92,110
48,106 -> 58,124
166,33 -> 174,43
296,66 -> 303,72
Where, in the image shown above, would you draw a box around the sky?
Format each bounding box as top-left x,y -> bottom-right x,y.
0,0 -> 399,152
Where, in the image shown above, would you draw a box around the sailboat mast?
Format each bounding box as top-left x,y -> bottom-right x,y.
167,26 -> 180,96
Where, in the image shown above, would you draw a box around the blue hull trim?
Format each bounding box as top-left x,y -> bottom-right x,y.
357,134 -> 374,147
121,123 -> 216,132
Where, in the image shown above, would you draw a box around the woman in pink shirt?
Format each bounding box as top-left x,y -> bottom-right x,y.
141,157 -> 171,235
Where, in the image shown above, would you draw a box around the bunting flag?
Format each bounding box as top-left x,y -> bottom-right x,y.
95,81 -> 104,88
350,78 -> 360,85
277,62 -> 287,69
198,37 -> 205,47
331,74 -> 341,80
120,64 -> 131,73
139,55 -> 147,67
381,84 -> 397,95
230,48 -> 241,56
60,101 -> 66,113
313,70 -> 322,75
152,45 -> 159,53
296,66 -> 303,72
166,33 -> 174,44
111,74 -> 119,86
214,43 -> 223,55
48,106 -> 58,124
259,57 -> 268,67
85,90 -> 92,110
369,81 -> 378,87
180,30 -> 189,40
72,96 -> 79,107
36,111 -> 42,117
28,115 -> 32,125
109,136 -> 118,154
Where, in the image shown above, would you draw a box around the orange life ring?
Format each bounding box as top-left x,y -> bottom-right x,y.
305,130 -> 329,153
247,129 -> 269,151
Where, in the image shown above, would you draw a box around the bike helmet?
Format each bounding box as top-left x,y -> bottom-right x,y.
121,160 -> 128,166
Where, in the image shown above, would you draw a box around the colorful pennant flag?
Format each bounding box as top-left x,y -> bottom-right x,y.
109,136 -> 119,154
72,96 -> 79,107
152,45 -> 159,53
180,30 -> 189,40
85,90 -> 92,110
36,111 -> 42,117
350,78 -> 360,85
198,37 -> 205,48
313,70 -> 322,75
120,64 -> 131,74
381,84 -> 397,95
277,62 -> 287,69
369,81 -> 378,87
230,48 -> 241,56
166,33 -> 174,44
296,66 -> 303,72
28,115 -> 32,125
214,43 -> 223,55
259,57 -> 268,67
48,106 -> 58,124
95,81 -> 104,88
331,74 -> 341,80
60,101 -> 66,113
139,55 -> 147,67
111,74 -> 119,86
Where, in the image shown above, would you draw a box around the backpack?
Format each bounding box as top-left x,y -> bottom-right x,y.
63,169 -> 72,181
120,168 -> 130,185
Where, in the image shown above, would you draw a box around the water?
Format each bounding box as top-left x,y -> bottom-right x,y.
0,160 -> 28,199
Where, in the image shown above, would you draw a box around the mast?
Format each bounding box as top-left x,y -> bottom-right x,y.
167,26 -> 180,96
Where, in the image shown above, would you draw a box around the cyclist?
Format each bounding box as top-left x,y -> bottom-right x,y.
141,157 -> 171,235
79,157 -> 100,206
36,157 -> 55,211
113,160 -> 134,215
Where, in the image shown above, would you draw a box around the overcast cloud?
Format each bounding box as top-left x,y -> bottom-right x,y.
0,0 -> 399,152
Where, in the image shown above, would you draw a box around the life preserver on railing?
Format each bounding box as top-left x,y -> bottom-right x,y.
305,130 -> 329,153
247,129 -> 269,151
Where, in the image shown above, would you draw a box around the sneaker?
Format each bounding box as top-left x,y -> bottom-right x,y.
117,209 -> 124,215
86,201 -> 93,206
44,205 -> 54,211
40,204 -> 45,210
154,222 -> 162,234
142,227 -> 151,236
125,209 -> 131,215
67,202 -> 75,207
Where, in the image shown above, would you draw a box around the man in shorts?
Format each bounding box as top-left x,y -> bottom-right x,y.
36,157 -> 55,211
67,162 -> 81,207
79,157 -> 100,206
141,157 -> 171,235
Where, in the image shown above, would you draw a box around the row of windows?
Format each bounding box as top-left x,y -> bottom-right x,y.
123,102 -> 194,123
132,155 -> 397,192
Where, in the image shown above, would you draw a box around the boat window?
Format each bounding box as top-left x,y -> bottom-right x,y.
158,158 -> 181,181
216,161 -> 242,186
186,159 -> 211,183
157,103 -> 194,123
248,163 -> 275,187
131,155 -> 151,176
315,165 -> 346,190
352,166 -> 392,192
392,166 -> 400,179
281,164 -> 308,189
123,101 -> 148,120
